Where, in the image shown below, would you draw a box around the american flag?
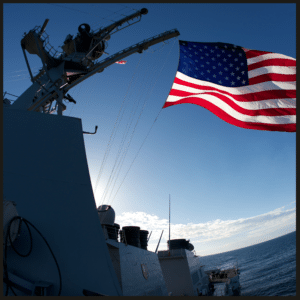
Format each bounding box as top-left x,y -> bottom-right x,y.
163,41 -> 296,132
115,60 -> 127,64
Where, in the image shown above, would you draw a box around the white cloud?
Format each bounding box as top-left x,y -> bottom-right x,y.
115,203 -> 296,255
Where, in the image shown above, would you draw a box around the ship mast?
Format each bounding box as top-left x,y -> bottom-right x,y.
9,9 -> 180,115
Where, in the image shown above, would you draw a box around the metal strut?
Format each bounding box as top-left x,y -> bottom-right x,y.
64,29 -> 180,93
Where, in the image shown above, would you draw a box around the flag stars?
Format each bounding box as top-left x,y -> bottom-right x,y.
179,42 -> 249,88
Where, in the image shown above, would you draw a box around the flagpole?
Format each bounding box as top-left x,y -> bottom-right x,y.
169,194 -> 171,253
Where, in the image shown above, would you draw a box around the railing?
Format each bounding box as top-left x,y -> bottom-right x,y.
31,26 -> 63,59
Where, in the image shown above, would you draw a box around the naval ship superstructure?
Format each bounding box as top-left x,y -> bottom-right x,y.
3,8 -> 240,296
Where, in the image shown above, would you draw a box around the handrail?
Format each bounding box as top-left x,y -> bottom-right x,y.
31,26 -> 63,59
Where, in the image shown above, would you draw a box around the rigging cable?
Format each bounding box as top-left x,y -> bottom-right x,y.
109,38 -> 177,205
100,51 -> 154,204
102,44 -> 168,205
93,52 -> 144,195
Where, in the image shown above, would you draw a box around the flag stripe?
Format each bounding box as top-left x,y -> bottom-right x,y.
247,58 -> 296,71
168,88 -> 296,111
164,94 -> 296,123
246,52 -> 296,65
248,65 -> 296,78
167,93 -> 296,116
173,73 -> 296,101
163,99 -> 296,132
249,73 -> 296,85
166,72 -> 295,126
242,48 -> 271,59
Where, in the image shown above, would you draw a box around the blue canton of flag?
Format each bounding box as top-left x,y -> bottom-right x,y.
178,41 -> 249,87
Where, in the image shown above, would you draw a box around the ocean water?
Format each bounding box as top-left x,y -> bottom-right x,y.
199,231 -> 296,296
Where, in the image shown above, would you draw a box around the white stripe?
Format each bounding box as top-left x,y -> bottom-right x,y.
247,53 -> 296,65
175,71 -> 296,95
168,84 -> 296,110
248,66 -> 296,78
165,93 -> 296,124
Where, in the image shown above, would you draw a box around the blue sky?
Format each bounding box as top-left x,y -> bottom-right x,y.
3,3 -> 296,255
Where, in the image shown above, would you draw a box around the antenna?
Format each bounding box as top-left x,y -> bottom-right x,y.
147,231 -> 152,242
169,194 -> 171,244
155,230 -> 164,253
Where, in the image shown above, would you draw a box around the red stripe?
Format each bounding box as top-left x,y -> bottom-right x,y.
163,99 -> 296,132
244,49 -> 272,59
247,58 -> 296,71
173,77 -> 296,102
167,92 -> 296,116
249,73 -> 296,85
